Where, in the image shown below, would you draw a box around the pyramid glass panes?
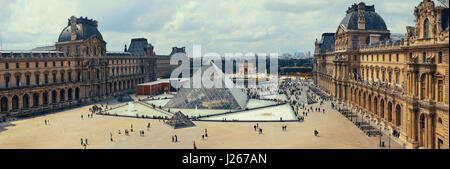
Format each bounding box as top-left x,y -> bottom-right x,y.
164,63 -> 248,110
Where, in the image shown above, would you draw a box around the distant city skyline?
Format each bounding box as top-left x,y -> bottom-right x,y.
0,0 -> 424,55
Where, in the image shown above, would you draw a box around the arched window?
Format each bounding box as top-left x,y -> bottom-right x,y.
12,96 -> 19,110
423,18 -> 429,38
52,91 -> 57,104
396,72 -> 400,84
33,93 -> 39,107
395,105 -> 401,126
43,92 -> 48,105
387,102 -> 393,122
60,89 -> 65,102
23,94 -> 29,108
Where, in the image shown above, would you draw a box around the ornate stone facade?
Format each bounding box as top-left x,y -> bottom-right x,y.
0,16 -> 157,120
313,1 -> 449,149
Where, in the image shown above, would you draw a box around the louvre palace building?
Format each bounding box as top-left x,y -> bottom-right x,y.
313,0 -> 449,149
0,16 -> 157,121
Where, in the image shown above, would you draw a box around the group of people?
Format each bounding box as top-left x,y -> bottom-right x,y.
172,135 -> 178,143
201,128 -> 208,140
44,119 -> 50,125
81,113 -> 95,119
253,123 -> 263,134
81,137 -> 88,149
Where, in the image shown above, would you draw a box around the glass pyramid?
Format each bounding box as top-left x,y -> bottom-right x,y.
164,63 -> 249,110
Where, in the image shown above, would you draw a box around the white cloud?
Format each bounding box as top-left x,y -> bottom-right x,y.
0,0 -> 426,55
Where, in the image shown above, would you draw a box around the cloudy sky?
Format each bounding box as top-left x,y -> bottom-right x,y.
0,0 -> 427,55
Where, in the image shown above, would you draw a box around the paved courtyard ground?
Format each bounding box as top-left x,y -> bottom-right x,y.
0,86 -> 401,149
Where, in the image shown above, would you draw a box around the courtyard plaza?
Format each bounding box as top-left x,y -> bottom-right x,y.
0,80 -> 402,149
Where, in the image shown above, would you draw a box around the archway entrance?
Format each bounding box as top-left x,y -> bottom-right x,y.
0,97 -> 7,112
23,94 -> 30,109
12,95 -> 19,110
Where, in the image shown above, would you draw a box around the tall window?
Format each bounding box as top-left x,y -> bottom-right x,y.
5,76 -> 10,88
438,80 -> 443,102
438,51 -> 442,63
16,63 -> 19,68
45,74 -> 48,84
423,52 -> 427,63
389,54 -> 391,62
389,72 -> 392,83
35,62 -> 39,68
421,75 -> 426,100
52,73 -> 57,83
352,36 -> 358,49
67,47 -> 71,56
16,75 -> 20,87
26,75 -> 30,86
60,72 -> 65,82
5,63 -> 9,69
396,54 -> 399,62
396,72 -> 399,84
68,71 -> 72,82
424,18 -> 429,38
35,74 -> 40,85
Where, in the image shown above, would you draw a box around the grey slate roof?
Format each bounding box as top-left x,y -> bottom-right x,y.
339,3 -> 387,31
128,38 -> 148,56
319,33 -> 335,53
58,17 -> 103,42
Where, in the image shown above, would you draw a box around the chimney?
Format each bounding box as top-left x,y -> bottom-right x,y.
70,16 -> 77,41
357,3 -> 365,30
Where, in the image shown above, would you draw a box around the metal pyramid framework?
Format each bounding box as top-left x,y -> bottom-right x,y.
165,111 -> 196,129
164,63 -> 249,110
